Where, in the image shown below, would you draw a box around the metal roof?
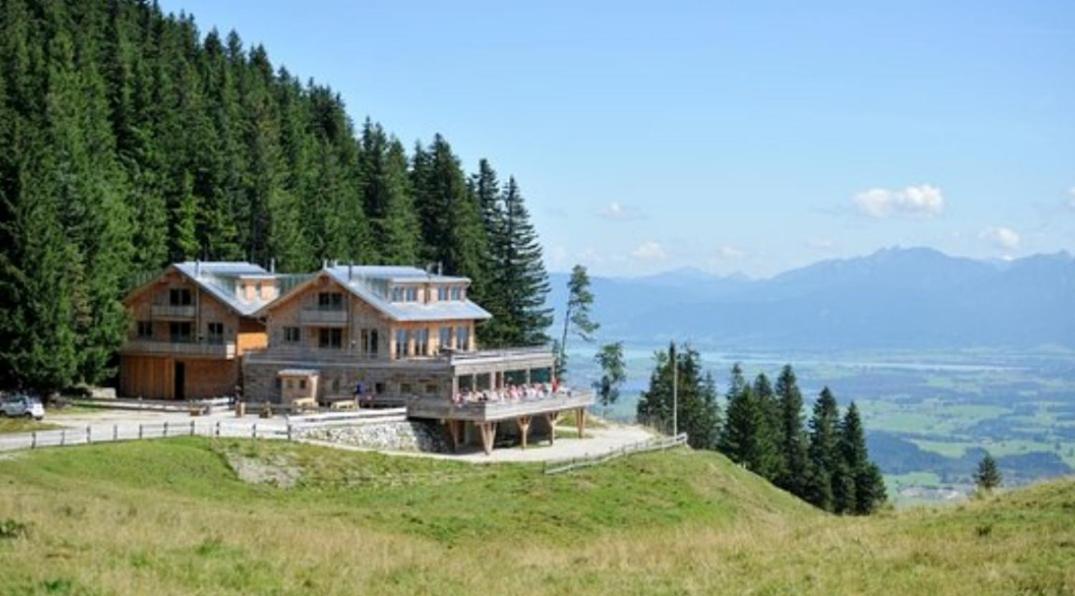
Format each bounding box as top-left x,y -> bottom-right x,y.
322,266 -> 492,322
172,261 -> 277,317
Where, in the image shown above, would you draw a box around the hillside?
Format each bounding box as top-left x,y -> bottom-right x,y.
548,247 -> 1075,350
1,439 -> 1072,594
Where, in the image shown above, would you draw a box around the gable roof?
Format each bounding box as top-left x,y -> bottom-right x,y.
126,261 -> 277,317
260,265 -> 492,322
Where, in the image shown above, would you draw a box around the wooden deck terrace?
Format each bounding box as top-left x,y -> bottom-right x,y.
407,391 -> 594,455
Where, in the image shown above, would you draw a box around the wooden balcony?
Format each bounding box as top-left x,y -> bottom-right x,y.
120,339 -> 237,359
407,391 -> 594,422
150,304 -> 196,319
298,308 -> 348,326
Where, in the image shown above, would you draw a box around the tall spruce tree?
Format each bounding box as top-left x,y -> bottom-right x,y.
805,387 -> 842,511
839,402 -> 887,514
469,159 -> 507,343
496,177 -> 552,346
637,343 -> 721,449
775,365 -> 810,496
413,135 -> 487,287
44,22 -> 134,383
718,368 -> 780,479
359,120 -> 419,265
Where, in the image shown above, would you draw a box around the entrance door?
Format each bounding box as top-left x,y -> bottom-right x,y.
174,361 -> 186,400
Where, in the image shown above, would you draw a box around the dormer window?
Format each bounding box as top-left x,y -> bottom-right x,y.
450,286 -> 463,301
437,287 -> 449,301
391,286 -> 419,302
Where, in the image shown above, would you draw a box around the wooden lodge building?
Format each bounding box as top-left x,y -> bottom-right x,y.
120,262 -> 278,400
119,262 -> 593,453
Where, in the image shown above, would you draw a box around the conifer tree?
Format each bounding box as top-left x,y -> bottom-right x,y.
496,177 -> 552,346
359,121 -> 419,264
557,264 -> 598,377
594,341 -> 626,416
0,141 -> 80,393
775,365 -> 810,496
718,368 -> 780,479
380,138 -> 420,264
805,387 -> 841,511
637,343 -> 721,448
413,135 -> 487,285
975,453 -> 1001,492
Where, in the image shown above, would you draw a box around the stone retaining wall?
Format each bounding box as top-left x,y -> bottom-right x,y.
297,420 -> 448,453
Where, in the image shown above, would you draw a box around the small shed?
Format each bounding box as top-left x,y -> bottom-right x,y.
278,368 -> 319,409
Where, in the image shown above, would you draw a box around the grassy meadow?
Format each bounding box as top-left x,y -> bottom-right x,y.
0,438 -> 1073,594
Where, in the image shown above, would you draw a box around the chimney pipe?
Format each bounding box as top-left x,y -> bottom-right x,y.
270,258 -> 276,274
437,262 -> 443,276
195,260 -> 201,277
348,262 -> 353,281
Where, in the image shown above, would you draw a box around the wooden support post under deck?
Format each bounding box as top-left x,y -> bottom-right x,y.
478,422 -> 497,455
545,411 -> 560,445
445,419 -> 462,452
517,415 -> 532,449
576,407 -> 586,439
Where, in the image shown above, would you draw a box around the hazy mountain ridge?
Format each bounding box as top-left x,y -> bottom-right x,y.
548,247 -> 1075,349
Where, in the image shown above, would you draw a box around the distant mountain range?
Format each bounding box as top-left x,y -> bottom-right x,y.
547,247 -> 1075,349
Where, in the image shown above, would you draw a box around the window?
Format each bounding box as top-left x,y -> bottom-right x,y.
439,326 -> 451,352
374,382 -> 385,395
298,379 -> 307,390
285,379 -> 293,389
394,329 -> 408,358
437,287 -> 449,301
406,287 -> 418,302
450,286 -> 463,301
415,328 -> 429,356
274,378 -> 282,389
369,329 -> 379,357
319,328 -> 342,349
317,292 -> 343,310
426,384 -> 439,395
400,383 -> 412,395
391,287 -> 403,301
136,321 -> 153,339
207,322 -> 224,344
170,322 -> 193,343
169,288 -> 192,306
331,378 -> 340,392
455,325 -> 470,350
284,327 -> 301,344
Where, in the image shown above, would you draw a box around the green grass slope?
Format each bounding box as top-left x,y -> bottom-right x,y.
0,438 -> 1072,594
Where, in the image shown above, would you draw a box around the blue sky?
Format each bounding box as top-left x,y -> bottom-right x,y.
162,0 -> 1075,277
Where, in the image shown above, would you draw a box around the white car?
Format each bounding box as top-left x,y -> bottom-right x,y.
0,395 -> 45,420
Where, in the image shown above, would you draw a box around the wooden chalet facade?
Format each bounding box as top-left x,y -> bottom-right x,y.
119,262 -> 277,400
119,261 -> 593,453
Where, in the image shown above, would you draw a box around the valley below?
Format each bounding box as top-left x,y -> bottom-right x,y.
566,345 -> 1075,506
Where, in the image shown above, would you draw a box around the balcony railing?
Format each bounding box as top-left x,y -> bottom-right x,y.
121,339 -> 236,359
298,308 -> 348,326
150,304 -> 196,319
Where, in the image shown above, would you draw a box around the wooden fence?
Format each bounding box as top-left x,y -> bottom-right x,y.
0,420 -> 293,452
542,433 -> 689,475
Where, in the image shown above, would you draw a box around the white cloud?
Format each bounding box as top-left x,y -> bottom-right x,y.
979,226 -> 1021,251
598,201 -> 641,221
716,245 -> 746,259
853,184 -> 945,219
807,238 -> 835,250
631,241 -> 667,261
